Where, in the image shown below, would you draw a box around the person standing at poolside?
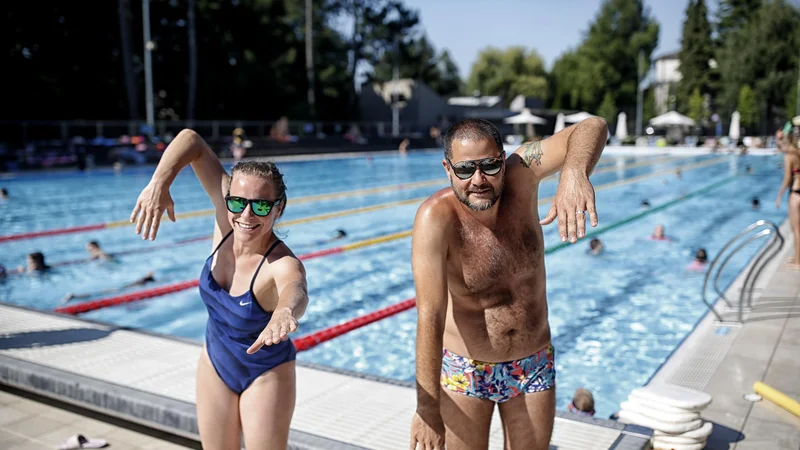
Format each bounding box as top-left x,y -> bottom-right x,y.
409,118 -> 607,450
775,123 -> 800,268
130,129 -> 308,449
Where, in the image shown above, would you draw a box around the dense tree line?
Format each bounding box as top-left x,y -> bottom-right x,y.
2,0 -> 461,121
4,0 -> 798,133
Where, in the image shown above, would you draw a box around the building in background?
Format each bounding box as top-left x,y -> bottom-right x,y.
652,51 -> 681,115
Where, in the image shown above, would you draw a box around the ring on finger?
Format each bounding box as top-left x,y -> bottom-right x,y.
576,210 -> 586,215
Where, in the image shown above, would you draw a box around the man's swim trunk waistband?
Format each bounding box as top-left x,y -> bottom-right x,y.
440,344 -> 555,403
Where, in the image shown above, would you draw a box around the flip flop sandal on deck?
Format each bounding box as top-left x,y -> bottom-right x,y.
57,434 -> 108,449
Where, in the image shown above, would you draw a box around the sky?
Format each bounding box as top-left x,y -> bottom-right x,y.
399,0 -> 708,78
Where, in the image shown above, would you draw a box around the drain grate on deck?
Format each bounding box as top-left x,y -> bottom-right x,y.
666,324 -> 741,390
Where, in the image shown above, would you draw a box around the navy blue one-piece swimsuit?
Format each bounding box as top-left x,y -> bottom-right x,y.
199,231 -> 296,394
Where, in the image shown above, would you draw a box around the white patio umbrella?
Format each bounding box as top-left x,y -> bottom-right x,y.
564,111 -> 597,123
554,113 -> 566,133
504,108 -> 547,137
728,111 -> 741,141
615,112 -> 628,139
649,111 -> 695,127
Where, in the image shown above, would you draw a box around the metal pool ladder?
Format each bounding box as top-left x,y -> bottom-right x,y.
702,220 -> 784,323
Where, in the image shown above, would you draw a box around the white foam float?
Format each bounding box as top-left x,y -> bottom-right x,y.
618,410 -> 702,434
651,440 -> 706,450
653,433 -> 707,445
629,392 -> 704,414
654,421 -> 714,439
632,384 -> 712,411
620,400 -> 700,423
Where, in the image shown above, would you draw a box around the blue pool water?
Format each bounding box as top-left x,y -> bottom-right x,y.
0,150 -> 788,418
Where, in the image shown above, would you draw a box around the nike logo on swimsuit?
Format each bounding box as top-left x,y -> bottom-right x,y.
239,301 -> 251,306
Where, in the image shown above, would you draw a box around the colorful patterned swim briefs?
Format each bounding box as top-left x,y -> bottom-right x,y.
440,344 -> 555,403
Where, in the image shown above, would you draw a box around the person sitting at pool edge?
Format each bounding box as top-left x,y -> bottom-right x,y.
87,240 -> 114,261
568,388 -> 595,417
61,272 -> 157,304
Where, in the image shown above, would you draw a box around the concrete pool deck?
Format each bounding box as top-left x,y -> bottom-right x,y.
647,219 -> 800,449
0,301 -> 650,450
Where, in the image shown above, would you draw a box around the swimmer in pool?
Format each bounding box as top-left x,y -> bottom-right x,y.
19,252 -> 49,273
60,272 -> 156,304
686,248 -> 708,272
649,224 -> 671,241
130,129 -> 308,449
86,240 -> 114,261
588,238 -> 604,255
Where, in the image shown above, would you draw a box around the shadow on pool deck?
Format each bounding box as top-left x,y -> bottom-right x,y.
0,328 -> 113,350
705,421 -> 746,449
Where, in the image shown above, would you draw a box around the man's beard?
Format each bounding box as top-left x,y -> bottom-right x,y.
451,178 -> 503,211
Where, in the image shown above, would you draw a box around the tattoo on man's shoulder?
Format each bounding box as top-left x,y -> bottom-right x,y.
521,141 -> 543,168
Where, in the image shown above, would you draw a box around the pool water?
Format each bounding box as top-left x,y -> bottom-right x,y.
0,150 -> 787,418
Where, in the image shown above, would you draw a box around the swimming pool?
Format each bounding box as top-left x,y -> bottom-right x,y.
0,150 -> 787,418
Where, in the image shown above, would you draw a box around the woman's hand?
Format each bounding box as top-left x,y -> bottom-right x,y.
247,307 -> 298,354
130,182 -> 176,240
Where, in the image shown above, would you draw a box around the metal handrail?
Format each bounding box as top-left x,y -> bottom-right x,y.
712,229 -> 773,304
701,220 -> 784,322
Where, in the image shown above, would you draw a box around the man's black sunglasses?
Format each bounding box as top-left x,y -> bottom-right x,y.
446,156 -> 504,180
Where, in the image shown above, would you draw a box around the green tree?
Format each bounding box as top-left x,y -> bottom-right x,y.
716,0 -> 800,127
677,0 -> 715,114
597,93 -> 617,123
0,0 -> 359,121
787,81 -> 799,120
435,50 -> 463,97
550,51 -> 582,109
643,88 -> 657,123
370,35 -> 462,97
466,47 -> 548,106
738,85 -> 757,126
688,88 -> 706,123
549,0 -> 659,112
333,0 -> 419,112
716,0 -> 762,42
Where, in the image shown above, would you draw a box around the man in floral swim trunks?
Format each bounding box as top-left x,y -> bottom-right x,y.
409,118 -> 607,450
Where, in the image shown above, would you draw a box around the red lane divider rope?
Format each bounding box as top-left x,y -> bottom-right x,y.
0,224 -> 107,243
293,298 -> 416,352
54,280 -> 200,315
298,247 -> 344,260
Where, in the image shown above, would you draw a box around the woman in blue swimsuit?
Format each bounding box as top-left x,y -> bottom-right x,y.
130,129 -> 308,449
